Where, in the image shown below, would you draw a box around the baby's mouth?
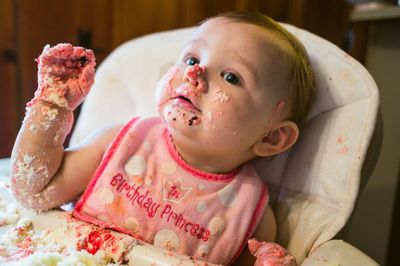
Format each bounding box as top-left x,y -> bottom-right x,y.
172,95 -> 202,113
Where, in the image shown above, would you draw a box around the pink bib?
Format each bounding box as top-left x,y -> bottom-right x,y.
74,117 -> 268,265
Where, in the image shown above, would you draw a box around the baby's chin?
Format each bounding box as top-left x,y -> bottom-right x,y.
162,115 -> 200,134
159,103 -> 202,129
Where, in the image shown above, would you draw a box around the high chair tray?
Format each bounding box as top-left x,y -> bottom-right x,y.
0,158 -> 216,265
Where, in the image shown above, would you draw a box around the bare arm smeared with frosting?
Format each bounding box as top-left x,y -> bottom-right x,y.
11,44 -> 120,211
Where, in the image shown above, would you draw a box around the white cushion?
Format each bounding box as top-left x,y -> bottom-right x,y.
70,25 -> 379,263
302,240 -> 379,266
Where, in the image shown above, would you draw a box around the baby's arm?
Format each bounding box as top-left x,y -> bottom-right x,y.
10,44 -> 120,210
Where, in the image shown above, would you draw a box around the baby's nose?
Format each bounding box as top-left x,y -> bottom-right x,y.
184,64 -> 206,88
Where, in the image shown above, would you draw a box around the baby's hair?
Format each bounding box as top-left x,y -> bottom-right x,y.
203,11 -> 315,128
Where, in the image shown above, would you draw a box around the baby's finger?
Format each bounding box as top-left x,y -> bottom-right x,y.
82,48 -> 95,66
255,242 -> 286,257
39,43 -> 75,65
78,57 -> 95,96
63,46 -> 87,69
70,46 -> 87,60
41,44 -> 51,57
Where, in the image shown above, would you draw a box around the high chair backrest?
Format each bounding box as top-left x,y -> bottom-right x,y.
70,24 -> 379,263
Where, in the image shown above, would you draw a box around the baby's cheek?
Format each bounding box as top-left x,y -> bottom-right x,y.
156,67 -> 180,95
155,68 -> 180,113
202,110 -> 227,136
210,109 -> 247,140
154,89 -> 164,109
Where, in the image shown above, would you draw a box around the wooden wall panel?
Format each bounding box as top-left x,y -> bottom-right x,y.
111,0 -> 183,49
109,0 -> 353,51
234,0 -> 289,21
16,0 -> 112,120
286,0 -> 354,48
0,0 -> 18,158
109,0 -> 294,48
181,0 -> 237,25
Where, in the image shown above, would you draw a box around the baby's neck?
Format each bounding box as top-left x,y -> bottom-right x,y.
169,134 -> 254,174
177,147 -> 236,174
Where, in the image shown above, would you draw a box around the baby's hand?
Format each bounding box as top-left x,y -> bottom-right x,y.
248,239 -> 297,266
28,43 -> 96,110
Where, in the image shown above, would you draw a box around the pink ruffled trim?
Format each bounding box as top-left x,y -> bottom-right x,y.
163,129 -> 239,182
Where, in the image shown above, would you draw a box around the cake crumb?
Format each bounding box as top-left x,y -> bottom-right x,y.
213,89 -> 230,103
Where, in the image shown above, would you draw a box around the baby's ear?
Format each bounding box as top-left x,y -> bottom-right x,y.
253,121 -> 299,157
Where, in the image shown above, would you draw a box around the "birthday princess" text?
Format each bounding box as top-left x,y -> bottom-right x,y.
109,173 -> 210,242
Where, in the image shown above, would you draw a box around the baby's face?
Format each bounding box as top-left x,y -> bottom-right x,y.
155,18 -> 291,167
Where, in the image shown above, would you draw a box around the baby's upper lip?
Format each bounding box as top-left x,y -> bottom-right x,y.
173,94 -> 202,112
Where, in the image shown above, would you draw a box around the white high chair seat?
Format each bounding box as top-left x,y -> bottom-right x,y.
69,24 -> 379,264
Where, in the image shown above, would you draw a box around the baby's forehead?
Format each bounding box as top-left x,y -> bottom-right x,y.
197,18 -> 292,58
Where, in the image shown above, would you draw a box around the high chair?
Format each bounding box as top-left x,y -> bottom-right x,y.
0,23 -> 380,265
68,24 -> 381,265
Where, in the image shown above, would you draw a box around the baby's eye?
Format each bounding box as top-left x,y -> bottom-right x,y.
222,72 -> 240,85
185,57 -> 199,66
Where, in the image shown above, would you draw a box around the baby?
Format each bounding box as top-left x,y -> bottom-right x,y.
10,11 -> 314,266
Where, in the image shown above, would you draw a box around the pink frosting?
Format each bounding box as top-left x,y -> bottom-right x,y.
248,239 -> 297,266
27,43 -> 96,110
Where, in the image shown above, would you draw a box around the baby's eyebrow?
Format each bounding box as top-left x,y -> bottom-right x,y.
230,52 -> 257,80
183,38 -> 207,50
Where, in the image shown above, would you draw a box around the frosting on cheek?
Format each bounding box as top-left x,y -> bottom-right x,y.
213,89 -> 230,103
206,112 -> 213,123
157,67 -> 204,127
156,67 -> 179,107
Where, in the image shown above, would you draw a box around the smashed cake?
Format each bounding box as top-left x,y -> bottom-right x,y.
0,161 -> 216,265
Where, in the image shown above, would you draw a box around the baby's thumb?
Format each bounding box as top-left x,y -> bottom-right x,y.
79,51 -> 96,95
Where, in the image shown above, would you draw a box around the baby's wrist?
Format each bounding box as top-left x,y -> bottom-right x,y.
26,98 -> 73,114
27,82 -> 70,110
28,73 -> 85,111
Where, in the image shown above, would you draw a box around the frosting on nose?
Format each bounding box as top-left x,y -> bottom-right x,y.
184,64 -> 206,86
